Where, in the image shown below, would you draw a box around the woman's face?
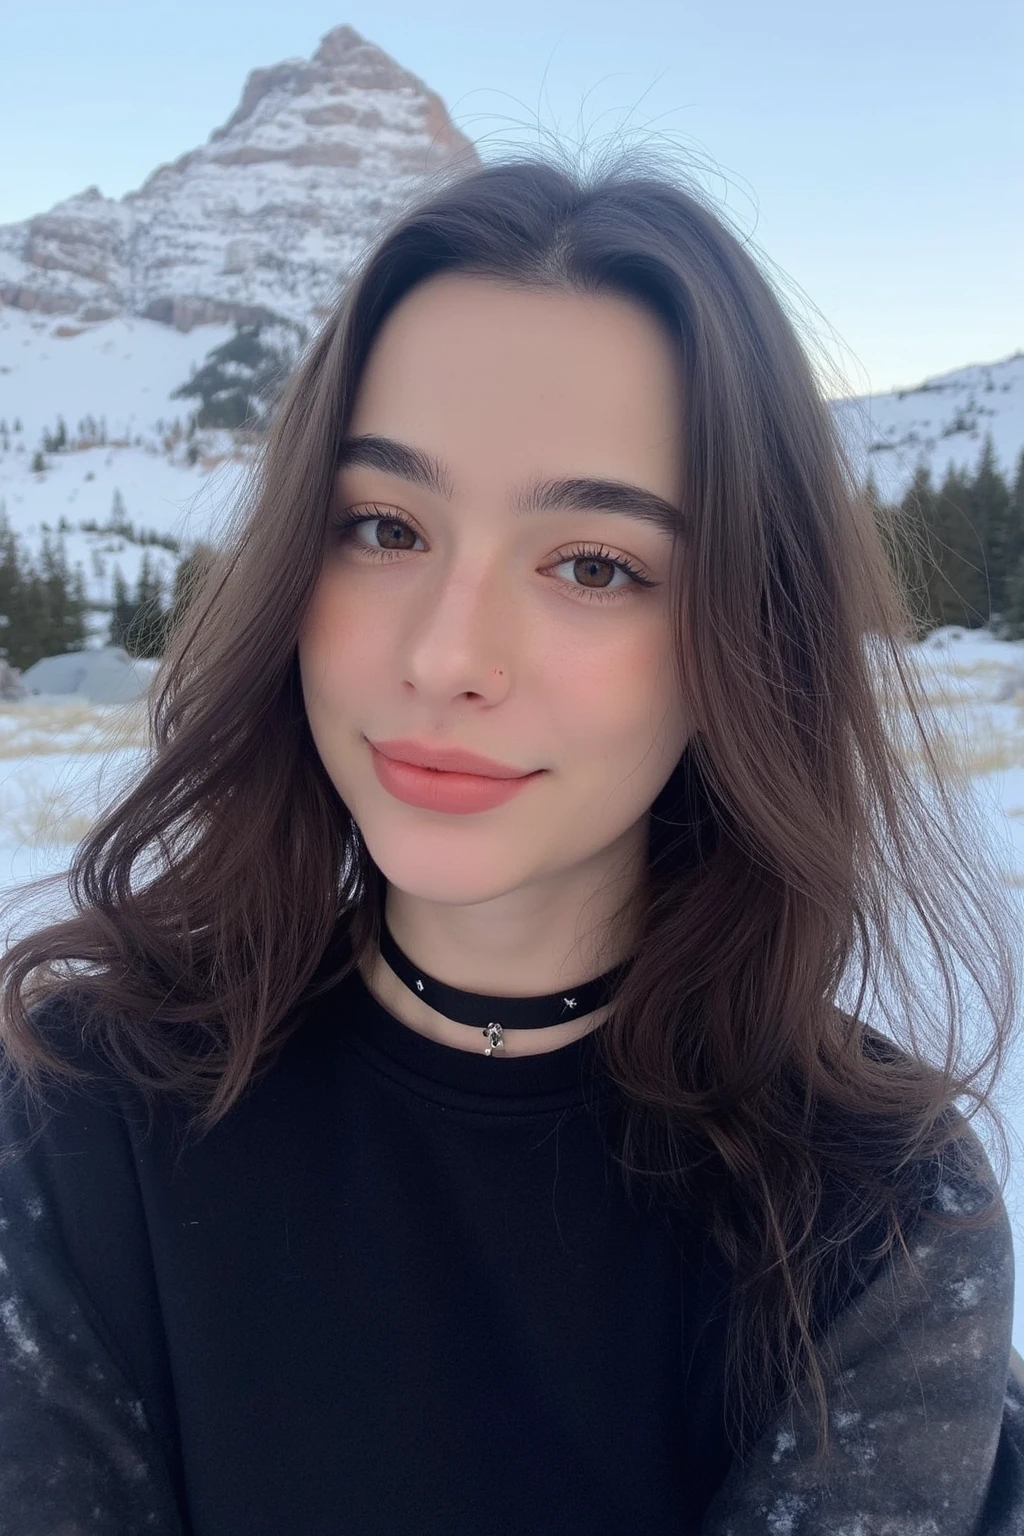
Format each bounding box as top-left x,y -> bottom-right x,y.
298,272 -> 691,912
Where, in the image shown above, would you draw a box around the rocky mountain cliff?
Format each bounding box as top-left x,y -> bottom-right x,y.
0,24 -> 479,335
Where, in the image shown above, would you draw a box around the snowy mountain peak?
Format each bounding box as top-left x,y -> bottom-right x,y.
834,350 -> 1024,501
207,22 -> 425,144
0,25 -> 479,335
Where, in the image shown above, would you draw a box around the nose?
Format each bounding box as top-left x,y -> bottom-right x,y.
399,563 -> 518,704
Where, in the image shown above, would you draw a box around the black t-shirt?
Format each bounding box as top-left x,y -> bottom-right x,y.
0,965 -> 745,1536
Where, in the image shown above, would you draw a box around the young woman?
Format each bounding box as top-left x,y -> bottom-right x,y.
1,143 -> 1022,1535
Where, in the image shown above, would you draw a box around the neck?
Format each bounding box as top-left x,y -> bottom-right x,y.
358,946 -> 613,1056
359,857 -> 647,1057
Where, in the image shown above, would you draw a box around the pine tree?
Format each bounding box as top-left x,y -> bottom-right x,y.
125,554 -> 168,660
33,532 -> 87,657
0,508 -> 29,667
890,463 -> 937,636
108,567 -> 136,649
164,543 -> 217,644
922,464 -> 990,630
863,468 -> 882,513
998,449 -> 1024,639
171,322 -> 299,432
31,450 -> 46,474
69,565 -> 88,648
110,488 -> 129,533
41,418 -> 67,453
867,472 -> 923,634
1007,448 -> 1024,587
965,435 -> 1012,623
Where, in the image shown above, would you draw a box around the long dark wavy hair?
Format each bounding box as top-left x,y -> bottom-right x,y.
1,138 -> 1019,1477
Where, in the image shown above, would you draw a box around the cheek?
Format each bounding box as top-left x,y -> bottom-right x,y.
297,576 -> 374,703
557,626 -> 679,738
575,636 -> 687,801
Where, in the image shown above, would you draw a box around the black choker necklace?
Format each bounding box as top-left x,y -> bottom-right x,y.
376,918 -> 632,1056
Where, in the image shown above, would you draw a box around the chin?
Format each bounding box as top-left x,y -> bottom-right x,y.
360,837 -> 535,908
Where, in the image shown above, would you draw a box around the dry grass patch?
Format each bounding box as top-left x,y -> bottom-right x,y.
962,735 -> 1024,775
0,700 -> 152,758
895,726 -> 1024,779
944,656 -> 1020,681
8,782 -> 99,849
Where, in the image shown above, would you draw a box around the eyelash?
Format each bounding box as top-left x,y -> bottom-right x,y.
328,505 -> 658,605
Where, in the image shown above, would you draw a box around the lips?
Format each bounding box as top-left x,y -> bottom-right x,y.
369,746 -> 542,814
368,737 -> 535,779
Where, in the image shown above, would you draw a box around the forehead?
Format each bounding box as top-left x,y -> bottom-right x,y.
346,275 -> 686,497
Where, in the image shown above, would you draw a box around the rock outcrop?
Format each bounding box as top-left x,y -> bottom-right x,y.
0,25 -> 479,333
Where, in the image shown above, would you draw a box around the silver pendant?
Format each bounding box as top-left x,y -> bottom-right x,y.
483,1021 -> 504,1056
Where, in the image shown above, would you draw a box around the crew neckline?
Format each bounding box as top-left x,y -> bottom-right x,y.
322,962 -> 613,1107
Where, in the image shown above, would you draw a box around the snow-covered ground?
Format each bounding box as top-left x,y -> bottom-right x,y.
0,307 -> 234,457
0,307 -> 249,621
832,349 -> 1024,503
1,628 -> 1022,1353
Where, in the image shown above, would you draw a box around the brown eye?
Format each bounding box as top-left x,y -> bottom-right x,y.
572,555 -> 617,589
375,519 -> 417,550
329,506 -> 424,556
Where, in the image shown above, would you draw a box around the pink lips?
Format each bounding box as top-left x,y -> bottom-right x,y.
367,740 -> 545,815
370,737 -> 535,778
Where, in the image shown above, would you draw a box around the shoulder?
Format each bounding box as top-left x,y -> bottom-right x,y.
0,987 -> 149,1214
3,985 -> 153,1122
0,992 -> 188,1534
850,1032 -> 1012,1298
832,1105 -> 1014,1383
3,985 -> 106,1085
882,1111 -> 1012,1354
704,1109 -> 1019,1532
21,985 -> 114,1072
0,991 -> 160,1377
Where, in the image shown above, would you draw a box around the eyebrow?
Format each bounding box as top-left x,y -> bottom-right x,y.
335,433 -> 682,536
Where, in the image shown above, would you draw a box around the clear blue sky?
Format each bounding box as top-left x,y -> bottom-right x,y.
1,0 -> 1020,395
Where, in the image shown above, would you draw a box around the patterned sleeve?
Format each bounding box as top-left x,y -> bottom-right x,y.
701,1121 -> 1024,1535
0,1090 -> 188,1536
